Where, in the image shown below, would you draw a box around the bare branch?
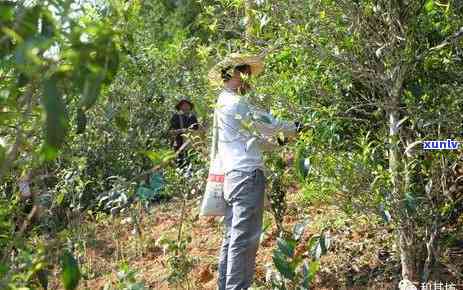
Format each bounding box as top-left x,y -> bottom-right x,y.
417,26 -> 463,61
429,26 -> 463,51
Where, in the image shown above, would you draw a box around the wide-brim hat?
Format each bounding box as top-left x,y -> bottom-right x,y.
208,53 -> 264,87
175,98 -> 194,110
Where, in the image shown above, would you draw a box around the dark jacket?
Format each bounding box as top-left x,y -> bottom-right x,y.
170,113 -> 199,151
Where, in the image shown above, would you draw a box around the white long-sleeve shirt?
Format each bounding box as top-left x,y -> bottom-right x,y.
216,88 -> 296,174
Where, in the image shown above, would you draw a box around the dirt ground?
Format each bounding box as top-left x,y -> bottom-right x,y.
47,191 -> 463,290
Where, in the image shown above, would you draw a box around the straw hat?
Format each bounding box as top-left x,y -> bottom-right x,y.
175,97 -> 194,110
208,53 -> 264,87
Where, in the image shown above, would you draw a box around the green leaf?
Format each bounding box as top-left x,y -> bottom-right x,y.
0,2 -> 14,22
309,260 -> 320,273
272,251 -> 294,280
0,144 -> 5,167
41,144 -> 59,161
293,219 -> 309,241
56,192 -> 65,205
143,149 -> 176,167
114,109 -> 129,132
61,250 -> 80,290
425,0 -> 434,12
276,49 -> 291,62
306,260 -> 320,282
301,261 -> 311,289
40,10 -> 56,38
379,204 -> 392,223
295,146 -> 309,181
308,236 -> 322,260
161,151 -> 176,164
143,151 -> 161,164
289,255 -> 304,269
0,263 -> 9,276
319,232 -> 331,255
277,237 -> 296,258
404,192 -> 417,213
42,75 -> 67,151
17,6 -> 41,39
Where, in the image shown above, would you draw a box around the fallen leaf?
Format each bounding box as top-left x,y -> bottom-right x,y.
197,265 -> 214,284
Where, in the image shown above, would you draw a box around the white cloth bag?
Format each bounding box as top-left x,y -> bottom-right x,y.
200,111 -> 226,216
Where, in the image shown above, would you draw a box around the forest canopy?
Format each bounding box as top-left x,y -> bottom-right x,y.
1,0 -> 462,289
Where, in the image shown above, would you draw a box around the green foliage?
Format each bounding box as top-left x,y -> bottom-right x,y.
268,219 -> 331,289
266,154 -> 289,235
143,150 -> 176,167
0,246 -> 49,290
0,198 -> 14,250
157,233 -> 197,287
296,131 -> 388,212
75,108 -> 87,134
61,250 -> 81,290
42,75 -> 67,156
51,156 -> 99,213
0,1 -> 128,287
0,1 -> 121,166
294,145 -> 309,182
103,263 -> 148,290
96,176 -> 135,215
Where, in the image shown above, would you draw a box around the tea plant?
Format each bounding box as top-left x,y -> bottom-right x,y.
103,262 -> 148,290
157,234 -> 196,289
155,166 -> 200,289
266,153 -> 291,235
0,246 -> 48,290
267,219 -> 331,290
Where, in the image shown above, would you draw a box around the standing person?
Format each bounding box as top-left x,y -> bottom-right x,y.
169,97 -> 199,167
208,53 -> 304,290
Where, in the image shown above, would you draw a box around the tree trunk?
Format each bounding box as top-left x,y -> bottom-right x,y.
389,100 -> 417,281
422,221 -> 439,281
387,64 -> 420,283
398,225 -> 419,282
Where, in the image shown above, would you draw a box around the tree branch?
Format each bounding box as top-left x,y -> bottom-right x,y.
429,26 -> 463,51
417,26 -> 463,61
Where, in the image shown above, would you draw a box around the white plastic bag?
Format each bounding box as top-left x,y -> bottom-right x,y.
200,158 -> 226,216
200,111 -> 227,216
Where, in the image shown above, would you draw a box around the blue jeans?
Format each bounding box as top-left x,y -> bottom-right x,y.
218,169 -> 266,290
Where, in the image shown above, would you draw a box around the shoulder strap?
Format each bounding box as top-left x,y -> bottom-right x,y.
179,114 -> 184,129
211,110 -> 219,160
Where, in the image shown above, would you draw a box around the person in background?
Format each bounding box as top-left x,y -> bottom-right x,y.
169,97 -> 199,167
208,53 -> 305,290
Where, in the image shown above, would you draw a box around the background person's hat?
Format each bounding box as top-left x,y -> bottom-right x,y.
175,97 -> 194,110
208,53 -> 264,87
